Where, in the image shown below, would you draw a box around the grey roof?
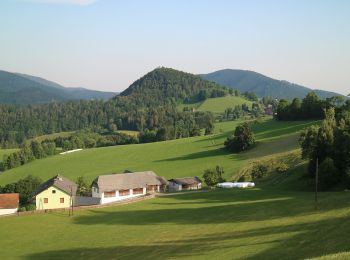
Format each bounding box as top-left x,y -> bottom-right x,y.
34,175 -> 78,196
93,171 -> 168,192
168,177 -> 202,185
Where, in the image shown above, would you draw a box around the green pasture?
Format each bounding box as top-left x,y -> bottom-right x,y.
1,188 -> 350,259
0,119 -> 315,185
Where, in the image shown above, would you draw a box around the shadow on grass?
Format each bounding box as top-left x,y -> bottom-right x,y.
71,189 -> 349,227
25,215 -> 350,260
253,121 -> 316,140
154,147 -> 229,162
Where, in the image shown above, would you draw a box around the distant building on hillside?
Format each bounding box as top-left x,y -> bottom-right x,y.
34,175 -> 77,210
168,177 -> 202,192
92,171 -> 167,204
265,104 -> 274,116
0,193 -> 19,216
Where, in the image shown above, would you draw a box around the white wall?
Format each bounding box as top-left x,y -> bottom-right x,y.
169,182 -> 182,192
97,187 -> 147,204
0,208 -> 17,216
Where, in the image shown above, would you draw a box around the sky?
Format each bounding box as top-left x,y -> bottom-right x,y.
0,0 -> 349,94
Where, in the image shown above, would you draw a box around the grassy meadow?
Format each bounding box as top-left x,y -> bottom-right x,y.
0,119 -> 315,185
1,118 -> 349,259
177,95 -> 253,114
197,95 -> 253,113
1,188 -> 350,259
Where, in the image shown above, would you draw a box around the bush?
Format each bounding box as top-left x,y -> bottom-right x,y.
237,175 -> 246,182
276,163 -> 289,173
18,207 -> 26,212
25,204 -> 36,211
251,163 -> 268,179
203,166 -> 225,187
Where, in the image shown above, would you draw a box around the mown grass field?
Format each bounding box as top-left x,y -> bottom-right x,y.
177,95 -> 253,114
1,188 -> 350,259
0,119 -> 315,185
197,95 -> 253,113
1,118 -> 348,259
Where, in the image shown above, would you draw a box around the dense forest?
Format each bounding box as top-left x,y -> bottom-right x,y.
0,68 -> 223,148
276,92 -> 348,120
119,67 -> 230,106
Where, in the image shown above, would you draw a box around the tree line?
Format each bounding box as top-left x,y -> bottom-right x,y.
277,91 -> 348,120
300,107 -> 350,190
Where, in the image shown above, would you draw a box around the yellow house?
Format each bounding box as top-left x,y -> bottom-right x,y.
34,175 -> 78,210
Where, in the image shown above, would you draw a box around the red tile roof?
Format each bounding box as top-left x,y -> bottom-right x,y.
0,193 -> 19,209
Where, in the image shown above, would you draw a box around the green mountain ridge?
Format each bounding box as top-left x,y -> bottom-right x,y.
0,70 -> 117,104
200,69 -> 343,99
118,67 -> 231,107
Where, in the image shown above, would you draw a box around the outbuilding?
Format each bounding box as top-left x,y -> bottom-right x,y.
0,193 -> 19,216
168,177 -> 202,192
92,171 -> 167,204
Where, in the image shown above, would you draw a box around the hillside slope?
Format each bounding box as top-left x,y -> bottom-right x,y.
118,67 -> 229,107
0,70 -> 116,104
0,119 -> 315,185
200,69 -> 341,99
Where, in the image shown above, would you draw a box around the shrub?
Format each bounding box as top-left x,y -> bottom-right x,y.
276,163 -> 289,173
251,163 -> 268,179
18,207 -> 26,212
237,175 -> 246,182
25,204 -> 36,211
203,166 -> 225,187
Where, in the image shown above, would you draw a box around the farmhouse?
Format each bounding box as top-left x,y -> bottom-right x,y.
34,175 -> 77,210
0,193 -> 19,216
92,171 -> 167,204
168,177 -> 202,192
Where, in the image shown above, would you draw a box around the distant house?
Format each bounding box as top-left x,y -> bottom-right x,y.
0,193 -> 19,216
34,175 -> 77,210
92,171 -> 167,204
168,177 -> 202,192
265,104 -> 274,116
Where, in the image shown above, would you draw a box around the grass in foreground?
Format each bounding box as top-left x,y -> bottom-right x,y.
0,188 -> 350,259
0,119 -> 315,185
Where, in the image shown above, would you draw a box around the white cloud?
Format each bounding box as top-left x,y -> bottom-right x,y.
20,0 -> 98,5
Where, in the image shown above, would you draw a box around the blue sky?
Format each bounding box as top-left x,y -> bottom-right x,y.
0,0 -> 349,94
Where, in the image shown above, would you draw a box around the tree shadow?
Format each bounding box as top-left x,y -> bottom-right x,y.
72,189 -> 349,227
253,121 -> 316,140
154,148 -> 229,162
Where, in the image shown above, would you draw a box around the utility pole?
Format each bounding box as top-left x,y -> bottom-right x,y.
71,186 -> 74,217
69,186 -> 74,217
315,157 -> 319,210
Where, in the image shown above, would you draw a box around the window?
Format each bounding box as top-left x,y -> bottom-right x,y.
52,190 -> 56,194
44,198 -> 48,203
104,191 -> 116,198
60,198 -> 64,203
119,189 -> 130,196
133,188 -> 143,195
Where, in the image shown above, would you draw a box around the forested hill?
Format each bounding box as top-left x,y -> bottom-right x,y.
200,69 -> 342,100
0,70 -> 116,104
118,67 -> 230,107
0,67 -> 226,147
